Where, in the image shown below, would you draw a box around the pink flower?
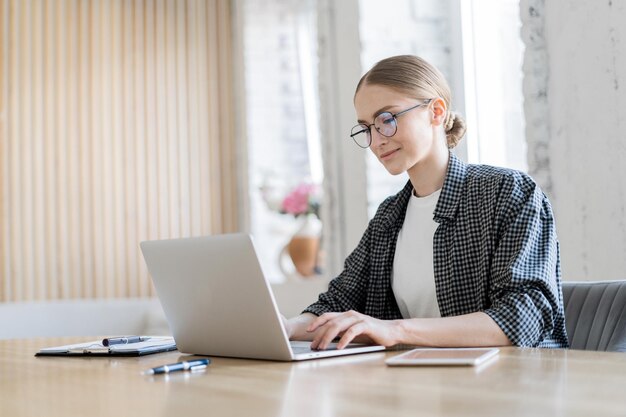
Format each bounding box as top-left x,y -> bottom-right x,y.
281,183 -> 319,216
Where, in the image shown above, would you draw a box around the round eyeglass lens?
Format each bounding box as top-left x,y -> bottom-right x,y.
350,124 -> 371,148
374,112 -> 397,137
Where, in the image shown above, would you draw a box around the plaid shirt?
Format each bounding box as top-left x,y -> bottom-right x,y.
304,152 -> 569,348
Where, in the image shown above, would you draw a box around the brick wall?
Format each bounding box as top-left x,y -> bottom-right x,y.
522,0 -> 626,281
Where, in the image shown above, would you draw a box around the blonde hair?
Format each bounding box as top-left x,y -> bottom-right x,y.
355,55 -> 466,148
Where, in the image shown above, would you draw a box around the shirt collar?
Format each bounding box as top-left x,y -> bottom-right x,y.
382,151 -> 467,228
382,180 -> 413,229
433,152 -> 467,223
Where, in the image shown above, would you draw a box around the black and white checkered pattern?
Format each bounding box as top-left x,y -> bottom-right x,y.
304,152 -> 569,348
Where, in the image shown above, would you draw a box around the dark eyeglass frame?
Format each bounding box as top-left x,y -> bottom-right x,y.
350,99 -> 433,148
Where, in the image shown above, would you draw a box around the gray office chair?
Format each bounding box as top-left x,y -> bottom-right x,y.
562,280 -> 626,352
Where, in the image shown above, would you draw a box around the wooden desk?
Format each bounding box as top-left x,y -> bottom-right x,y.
1,338 -> 625,417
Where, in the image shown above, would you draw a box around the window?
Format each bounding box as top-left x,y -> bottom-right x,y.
461,0 -> 527,171
358,0 -> 457,217
241,0 -> 322,283
358,0 -> 527,219
237,0 -> 528,281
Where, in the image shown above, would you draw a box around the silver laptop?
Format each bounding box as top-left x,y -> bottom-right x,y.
140,234 -> 385,361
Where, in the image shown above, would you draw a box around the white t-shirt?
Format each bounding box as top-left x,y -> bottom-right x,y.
392,188 -> 442,319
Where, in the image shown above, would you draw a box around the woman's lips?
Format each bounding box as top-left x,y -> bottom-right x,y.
380,148 -> 400,160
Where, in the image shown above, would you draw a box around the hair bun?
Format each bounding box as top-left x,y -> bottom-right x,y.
444,112 -> 456,132
445,112 -> 467,149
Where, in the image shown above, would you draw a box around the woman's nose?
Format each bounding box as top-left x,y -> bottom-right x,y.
370,128 -> 388,148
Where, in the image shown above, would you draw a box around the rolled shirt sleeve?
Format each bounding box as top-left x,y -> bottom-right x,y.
302,223 -> 372,316
484,176 -> 564,347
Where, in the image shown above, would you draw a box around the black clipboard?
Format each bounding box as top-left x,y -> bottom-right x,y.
35,336 -> 177,357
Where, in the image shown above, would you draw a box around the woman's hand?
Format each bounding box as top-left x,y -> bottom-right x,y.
282,313 -> 319,341
307,310 -> 401,350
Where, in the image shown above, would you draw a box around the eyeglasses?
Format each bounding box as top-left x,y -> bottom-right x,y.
350,99 -> 433,148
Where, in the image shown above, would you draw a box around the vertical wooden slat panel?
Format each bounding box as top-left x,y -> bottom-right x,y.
218,0 -> 235,233
177,0 -> 190,238
66,0 -> 80,299
217,0 -> 229,233
187,0 -> 201,237
155,0 -> 167,241
140,1 -> 159,294
79,0 -> 93,298
45,0 -> 54,298
101,0 -> 113,298
30,0 -> 39,299
17,0 -> 25,299
56,0 -> 69,299
34,0 -> 47,299
131,0 -> 140,296
90,0 -> 102,298
123,0 -> 137,297
1,0 -> 238,302
13,0 -> 19,297
165,0 -> 178,239
111,0 -> 124,297
10,0 -> 18,300
196,0 -> 209,237
140,0 -> 148,296
22,0 -> 34,300
100,0 -> 118,298
44,0 -> 59,299
144,0 -> 158,296
42,0 -> 50,298
1,0 -> 8,301
205,0 -> 218,233
0,0 -> 4,301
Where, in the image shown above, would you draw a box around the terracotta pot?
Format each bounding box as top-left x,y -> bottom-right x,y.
279,214 -> 322,278
287,236 -> 320,277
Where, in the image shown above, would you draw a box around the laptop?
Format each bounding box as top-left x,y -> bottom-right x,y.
140,233 -> 385,361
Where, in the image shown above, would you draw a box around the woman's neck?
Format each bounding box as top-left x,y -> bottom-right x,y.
407,143 -> 449,197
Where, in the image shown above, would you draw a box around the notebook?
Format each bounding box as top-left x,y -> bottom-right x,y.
35,336 -> 177,357
140,234 -> 385,361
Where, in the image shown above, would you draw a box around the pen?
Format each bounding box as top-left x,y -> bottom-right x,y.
143,358 -> 210,375
102,336 -> 150,346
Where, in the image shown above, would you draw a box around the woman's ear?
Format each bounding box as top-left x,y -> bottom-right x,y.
430,98 -> 447,127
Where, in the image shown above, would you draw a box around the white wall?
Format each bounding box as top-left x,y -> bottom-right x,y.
522,0 -> 626,281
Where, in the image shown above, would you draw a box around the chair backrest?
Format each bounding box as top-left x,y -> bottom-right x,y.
562,280 -> 626,352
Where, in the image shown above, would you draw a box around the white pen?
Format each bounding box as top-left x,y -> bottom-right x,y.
102,336 -> 150,346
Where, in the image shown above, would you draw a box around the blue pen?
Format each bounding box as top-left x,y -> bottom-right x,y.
143,358 -> 210,375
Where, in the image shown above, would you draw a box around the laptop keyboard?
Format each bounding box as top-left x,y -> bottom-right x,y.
290,342 -> 339,354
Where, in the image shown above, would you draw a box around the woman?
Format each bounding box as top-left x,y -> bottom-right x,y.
284,55 -> 568,350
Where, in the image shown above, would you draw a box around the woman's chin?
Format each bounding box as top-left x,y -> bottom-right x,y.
382,165 -> 406,176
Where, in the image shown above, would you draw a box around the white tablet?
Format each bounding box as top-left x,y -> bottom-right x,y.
385,348 -> 500,366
